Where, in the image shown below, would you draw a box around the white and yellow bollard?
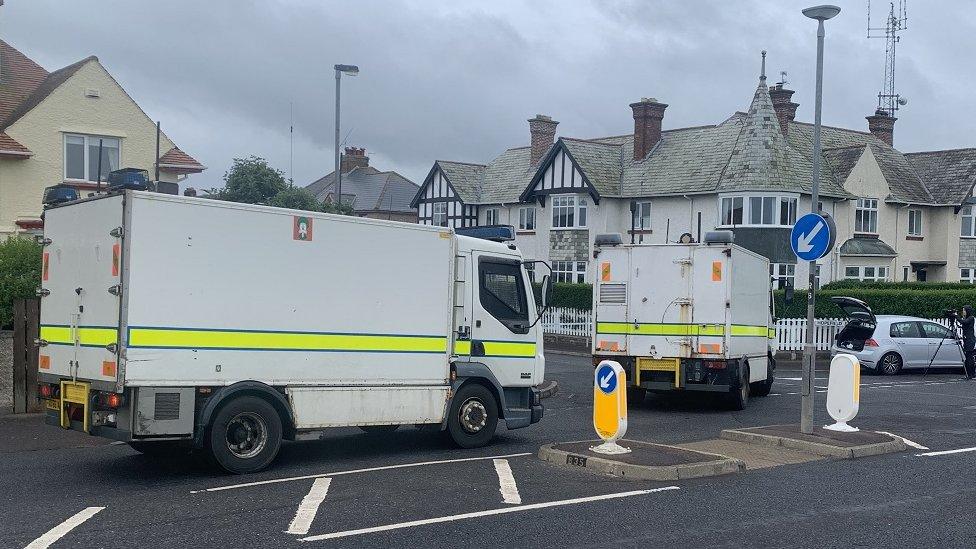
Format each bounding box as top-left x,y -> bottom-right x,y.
591,360 -> 630,454
824,353 -> 861,432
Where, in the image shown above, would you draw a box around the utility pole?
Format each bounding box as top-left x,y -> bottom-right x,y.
333,64 -> 359,208
801,5 -> 841,434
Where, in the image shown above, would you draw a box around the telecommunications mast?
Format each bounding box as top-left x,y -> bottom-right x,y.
867,1 -> 909,116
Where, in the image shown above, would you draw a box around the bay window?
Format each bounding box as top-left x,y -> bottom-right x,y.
844,265 -> 889,282
961,206 -> 975,237
64,133 -> 120,182
720,195 -> 798,226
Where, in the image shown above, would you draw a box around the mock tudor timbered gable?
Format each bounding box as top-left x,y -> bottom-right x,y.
412,163 -> 479,228
521,140 -> 604,205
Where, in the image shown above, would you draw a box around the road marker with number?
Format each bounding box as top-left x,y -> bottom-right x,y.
592,360 -> 629,454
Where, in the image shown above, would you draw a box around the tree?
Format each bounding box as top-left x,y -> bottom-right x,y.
218,156 -> 287,204
268,187 -> 324,212
322,200 -> 356,216
0,238 -> 41,328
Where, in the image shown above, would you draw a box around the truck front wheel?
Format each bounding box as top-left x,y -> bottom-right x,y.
206,395 -> 283,474
447,383 -> 498,449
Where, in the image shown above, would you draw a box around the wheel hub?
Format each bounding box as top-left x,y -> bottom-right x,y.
225,411 -> 268,459
459,398 -> 487,434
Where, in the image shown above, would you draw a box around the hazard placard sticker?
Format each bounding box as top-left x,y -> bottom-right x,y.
42,252 -> 49,281
601,262 -> 611,282
712,261 -> 722,281
293,216 -> 313,241
111,243 -> 120,276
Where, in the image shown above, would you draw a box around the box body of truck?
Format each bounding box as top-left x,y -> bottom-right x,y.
38,191 -> 544,471
591,238 -> 774,408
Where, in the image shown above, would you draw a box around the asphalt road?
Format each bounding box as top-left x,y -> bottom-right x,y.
3,354 -> 976,548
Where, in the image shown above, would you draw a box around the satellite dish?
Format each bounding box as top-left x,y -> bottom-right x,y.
897,97 -> 909,106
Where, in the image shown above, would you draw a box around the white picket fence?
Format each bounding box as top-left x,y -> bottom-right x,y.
540,307 -> 956,352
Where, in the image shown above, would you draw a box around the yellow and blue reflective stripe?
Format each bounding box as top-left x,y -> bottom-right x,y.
597,322 -> 771,338
452,339 -> 537,358
40,325 -> 118,347
127,326 -> 447,354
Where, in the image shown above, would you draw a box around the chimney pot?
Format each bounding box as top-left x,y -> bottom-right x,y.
630,98 -> 667,160
866,110 -> 897,146
340,146 -> 369,173
528,114 -> 559,165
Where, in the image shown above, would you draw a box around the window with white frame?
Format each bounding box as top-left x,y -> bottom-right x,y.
769,263 -> 795,289
518,206 -> 536,231
720,197 -> 743,226
64,134 -> 120,182
551,260 -> 587,284
961,206 -> 976,237
551,195 -> 587,229
432,202 -> 447,226
632,201 -> 652,230
721,195 -> 797,227
844,265 -> 889,281
854,198 -> 879,234
962,268 -> 976,284
485,207 -> 500,225
907,209 -> 922,237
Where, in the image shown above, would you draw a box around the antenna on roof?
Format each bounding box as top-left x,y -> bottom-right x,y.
778,71 -> 789,87
867,0 -> 909,116
760,50 -> 767,82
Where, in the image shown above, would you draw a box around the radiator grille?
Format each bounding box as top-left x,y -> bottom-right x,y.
599,283 -> 626,304
154,392 -> 181,420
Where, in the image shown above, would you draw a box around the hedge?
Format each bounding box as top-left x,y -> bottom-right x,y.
774,288 -> 976,319
534,282 -> 593,310
821,280 -> 976,291
0,238 -> 42,329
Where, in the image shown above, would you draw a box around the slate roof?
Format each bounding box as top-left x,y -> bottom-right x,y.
426,76 -> 976,207
839,237 -> 897,257
306,166 -> 419,213
906,148 -> 976,204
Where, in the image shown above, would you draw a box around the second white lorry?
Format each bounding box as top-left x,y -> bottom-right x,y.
37,190 -> 548,472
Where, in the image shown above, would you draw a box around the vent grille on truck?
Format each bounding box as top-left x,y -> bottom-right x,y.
154,393 -> 181,420
599,283 -> 626,304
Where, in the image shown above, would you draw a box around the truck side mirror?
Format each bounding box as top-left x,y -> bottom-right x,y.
784,283 -> 794,305
541,274 -> 553,309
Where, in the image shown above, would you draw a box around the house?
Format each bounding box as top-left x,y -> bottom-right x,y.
305,147 -> 419,222
0,40 -> 204,236
412,58 -> 976,288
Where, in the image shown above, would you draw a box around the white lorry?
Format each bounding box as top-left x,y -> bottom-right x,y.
37,190 -> 548,472
590,232 -> 775,409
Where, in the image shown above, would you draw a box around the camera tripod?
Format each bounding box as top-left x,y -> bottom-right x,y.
921,320 -> 970,378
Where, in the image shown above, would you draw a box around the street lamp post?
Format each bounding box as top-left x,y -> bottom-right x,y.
800,5 -> 840,434
334,64 -> 359,208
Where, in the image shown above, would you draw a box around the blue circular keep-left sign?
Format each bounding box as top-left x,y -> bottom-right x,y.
596,364 -> 617,395
791,213 -> 836,261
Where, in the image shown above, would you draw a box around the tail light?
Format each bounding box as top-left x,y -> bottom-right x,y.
104,393 -> 124,408
865,338 -> 879,347
704,360 -> 727,370
38,384 -> 53,398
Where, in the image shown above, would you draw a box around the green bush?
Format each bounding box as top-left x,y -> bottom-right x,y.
774,287 -> 976,319
0,238 -> 42,328
821,280 -> 975,291
533,282 -> 593,310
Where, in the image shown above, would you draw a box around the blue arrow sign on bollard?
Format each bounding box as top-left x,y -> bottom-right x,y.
791,213 -> 835,261
595,363 -> 617,395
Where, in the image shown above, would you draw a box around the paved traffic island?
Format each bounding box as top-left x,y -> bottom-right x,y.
721,425 -> 907,458
538,439 -> 744,481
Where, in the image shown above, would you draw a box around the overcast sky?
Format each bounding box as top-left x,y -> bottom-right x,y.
2,0 -> 973,190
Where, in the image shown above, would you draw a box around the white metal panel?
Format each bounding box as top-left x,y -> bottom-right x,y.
625,245 -> 695,357
728,245 -> 771,382
40,195 -> 123,383
287,386 -> 449,427
592,247 -> 629,355
122,192 -> 454,386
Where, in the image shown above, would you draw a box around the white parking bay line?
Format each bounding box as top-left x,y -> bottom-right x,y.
286,478 -> 332,535
874,431 -> 929,450
299,487 -> 680,542
493,459 -> 521,505
191,452 -> 533,494
25,507 -> 104,549
916,446 -> 976,457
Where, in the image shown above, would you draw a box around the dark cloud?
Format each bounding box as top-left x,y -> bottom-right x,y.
3,0 -> 973,187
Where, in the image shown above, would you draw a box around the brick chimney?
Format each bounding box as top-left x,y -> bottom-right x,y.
769,83 -> 799,136
630,98 -> 667,160
340,146 -> 369,173
528,115 -> 558,165
866,109 -> 896,146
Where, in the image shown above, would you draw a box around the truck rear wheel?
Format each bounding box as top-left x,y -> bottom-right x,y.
447,383 -> 498,449
727,363 -> 750,410
206,395 -> 282,474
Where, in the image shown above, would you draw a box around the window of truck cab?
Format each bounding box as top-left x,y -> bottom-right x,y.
478,258 -> 530,334
64,133 -> 120,182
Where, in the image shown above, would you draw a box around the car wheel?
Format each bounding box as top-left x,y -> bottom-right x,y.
359,425 -> 400,434
447,383 -> 499,449
878,352 -> 903,376
727,363 -> 750,410
206,395 -> 283,474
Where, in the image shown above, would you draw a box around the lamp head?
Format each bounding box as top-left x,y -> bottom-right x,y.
334,64 -> 360,76
802,5 -> 841,21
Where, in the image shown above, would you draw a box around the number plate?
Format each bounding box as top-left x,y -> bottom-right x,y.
566,454 -> 587,467
45,398 -> 59,411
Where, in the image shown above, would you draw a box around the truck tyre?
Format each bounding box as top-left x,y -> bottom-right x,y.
751,360 -> 774,397
206,395 -> 283,474
626,386 -> 647,404
727,363 -> 750,410
447,383 -> 498,449
360,425 -> 400,434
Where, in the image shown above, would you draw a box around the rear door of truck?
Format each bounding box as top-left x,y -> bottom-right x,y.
39,194 -> 124,388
